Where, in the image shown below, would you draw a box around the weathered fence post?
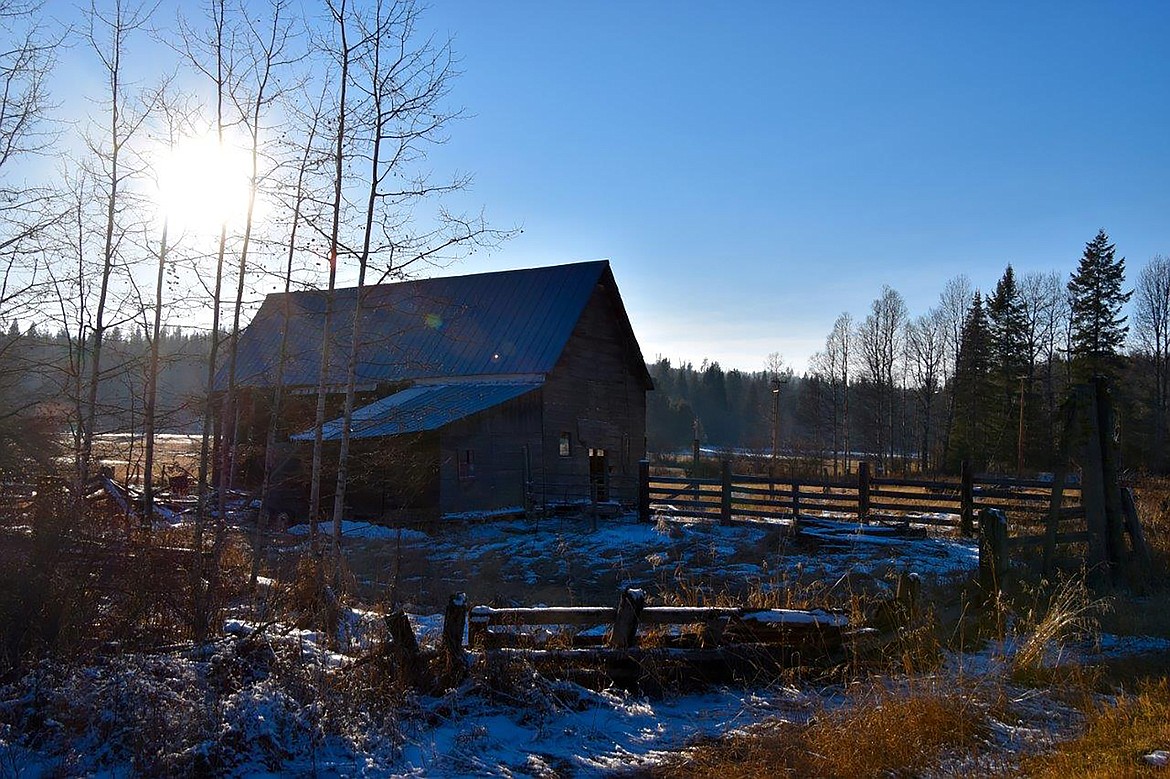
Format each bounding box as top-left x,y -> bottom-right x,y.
1075,383 -> 1112,587
638,459 -> 651,523
1043,462 -> 1068,577
857,461 -> 870,524
610,587 -> 646,649
978,508 -> 1008,602
1121,486 -> 1150,575
896,571 -> 921,623
960,460 -> 975,537
721,459 -> 732,525
385,610 -> 424,682
442,593 -> 468,672
791,481 -> 801,529
608,587 -> 647,691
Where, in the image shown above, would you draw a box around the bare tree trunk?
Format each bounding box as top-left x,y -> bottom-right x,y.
141,218 -> 169,529
252,88 -> 324,587
309,0 -> 351,560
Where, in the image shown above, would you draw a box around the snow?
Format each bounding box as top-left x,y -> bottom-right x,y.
0,509 -> 1160,776
286,520 -> 431,542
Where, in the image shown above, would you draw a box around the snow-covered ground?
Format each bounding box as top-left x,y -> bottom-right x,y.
1,512 -> 1165,776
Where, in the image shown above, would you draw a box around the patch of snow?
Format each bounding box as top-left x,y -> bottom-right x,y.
286,519 -> 430,542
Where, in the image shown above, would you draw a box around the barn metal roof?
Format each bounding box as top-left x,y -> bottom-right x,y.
221,260 -> 626,390
289,381 -> 542,441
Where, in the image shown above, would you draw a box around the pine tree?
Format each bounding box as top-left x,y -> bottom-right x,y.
949,293 -> 993,471
1068,229 -> 1132,378
986,265 -> 1030,467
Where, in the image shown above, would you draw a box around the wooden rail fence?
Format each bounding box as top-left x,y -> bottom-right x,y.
640,459 -> 1084,536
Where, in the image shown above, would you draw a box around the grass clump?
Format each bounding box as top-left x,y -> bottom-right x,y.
644,682 -> 987,778
1021,679 -> 1170,778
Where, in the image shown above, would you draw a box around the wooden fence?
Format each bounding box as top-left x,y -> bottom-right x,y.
639,459 -> 1084,535
387,585 -> 897,688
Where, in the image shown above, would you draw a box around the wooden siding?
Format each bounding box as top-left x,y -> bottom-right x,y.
539,279 -> 648,503
438,390 -> 543,514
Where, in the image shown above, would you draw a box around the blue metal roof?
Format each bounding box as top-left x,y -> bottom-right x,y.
222,260 -> 617,390
290,381 -> 542,441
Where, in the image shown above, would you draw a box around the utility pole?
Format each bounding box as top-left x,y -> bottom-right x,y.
1017,375 -> 1027,478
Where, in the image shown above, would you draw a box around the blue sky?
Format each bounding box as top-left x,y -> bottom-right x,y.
33,1 -> 1170,373
412,1 -> 1170,372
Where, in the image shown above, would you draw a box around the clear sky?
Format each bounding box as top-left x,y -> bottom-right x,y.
30,1 -> 1170,374
409,1 -> 1170,373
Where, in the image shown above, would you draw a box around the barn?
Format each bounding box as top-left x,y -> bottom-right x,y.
226,260 -> 652,519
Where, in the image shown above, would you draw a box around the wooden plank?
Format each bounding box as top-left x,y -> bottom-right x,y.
868,499 -> 965,515
868,512 -> 959,527
971,488 -> 1053,502
1008,530 -> 1091,549
650,475 -> 721,487
871,477 -> 962,490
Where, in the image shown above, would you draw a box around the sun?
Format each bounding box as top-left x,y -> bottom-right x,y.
155,132 -> 255,234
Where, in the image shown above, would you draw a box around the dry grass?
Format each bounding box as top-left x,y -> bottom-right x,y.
644,681 -> 987,778
1010,576 -> 1101,683
1021,679 -> 1170,778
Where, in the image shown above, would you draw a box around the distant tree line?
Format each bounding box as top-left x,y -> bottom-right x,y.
649,230 -> 1169,477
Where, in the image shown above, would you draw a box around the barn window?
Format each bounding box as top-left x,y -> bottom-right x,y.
559,432 -> 572,457
458,449 -> 475,480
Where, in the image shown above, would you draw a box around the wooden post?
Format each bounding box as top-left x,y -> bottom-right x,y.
720,459 -> 732,525
1043,464 -> 1067,577
385,610 -> 423,681
1121,486 -> 1151,574
1097,378 -> 1128,579
1076,384 -> 1111,587
638,459 -> 651,523
960,460 -> 975,537
896,571 -> 921,623
791,481 -> 801,529
978,508 -> 1008,601
442,592 -> 468,664
857,461 -> 870,524
691,432 -> 700,504
610,587 -> 645,649
521,444 -> 532,517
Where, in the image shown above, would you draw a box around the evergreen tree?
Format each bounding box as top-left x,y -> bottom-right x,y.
949,293 -> 993,471
987,265 -> 1029,378
1068,229 -> 1132,378
986,265 -> 1030,466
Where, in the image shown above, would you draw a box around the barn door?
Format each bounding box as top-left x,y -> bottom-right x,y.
589,448 -> 609,502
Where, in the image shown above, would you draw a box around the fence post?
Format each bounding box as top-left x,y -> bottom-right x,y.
791,481 -> 801,528
1043,463 -> 1067,576
442,593 -> 468,667
638,459 -> 651,523
978,508 -> 1008,602
610,587 -> 645,649
721,459 -> 732,525
857,461 -> 870,524
960,460 -> 975,537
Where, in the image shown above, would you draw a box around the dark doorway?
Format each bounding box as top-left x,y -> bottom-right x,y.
589,448 -> 609,502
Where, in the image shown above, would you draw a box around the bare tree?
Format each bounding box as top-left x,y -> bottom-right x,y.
904,308 -> 946,471
78,0 -> 158,492
857,285 -> 907,468
1134,255 -> 1170,471
935,274 -> 972,469
816,314 -> 853,475
1019,269 -> 1068,459
326,0 -> 510,572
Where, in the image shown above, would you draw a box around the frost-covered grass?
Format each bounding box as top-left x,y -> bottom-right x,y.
6,499 -> 1170,776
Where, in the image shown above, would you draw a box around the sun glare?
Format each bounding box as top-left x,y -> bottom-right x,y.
155,132 -> 256,234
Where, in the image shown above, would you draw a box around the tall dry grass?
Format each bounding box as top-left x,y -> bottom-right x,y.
644,681 -> 987,779
1021,679 -> 1170,778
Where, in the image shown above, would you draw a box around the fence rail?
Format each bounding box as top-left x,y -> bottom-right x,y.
641,460 -> 1083,534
